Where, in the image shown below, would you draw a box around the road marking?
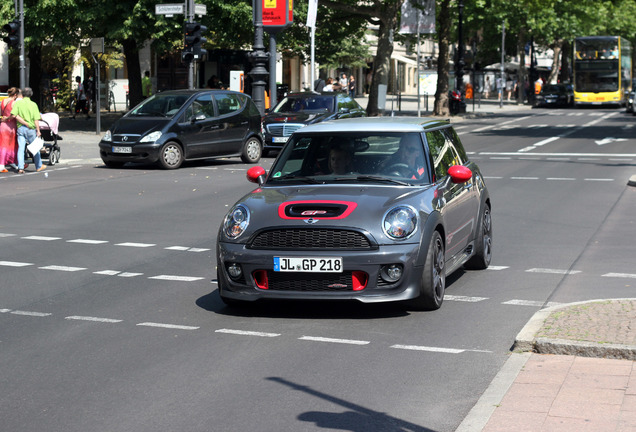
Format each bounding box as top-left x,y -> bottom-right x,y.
118,272 -> 143,277
0,233 -> 16,237
65,316 -> 123,323
547,177 -> 576,181
510,176 -> 539,180
0,261 -> 33,267
299,336 -> 370,345
10,310 -> 52,317
67,239 -> 109,244
165,246 -> 210,252
584,178 -> 614,182
0,309 -> 11,313
187,248 -> 210,252
39,265 -> 87,272
22,236 -> 61,241
216,329 -> 281,337
149,275 -> 205,282
526,268 -> 582,275
487,266 -> 509,270
473,116 -> 531,132
391,344 -> 465,354
445,295 -> 488,302
603,273 -> 636,279
94,270 -> 121,275
137,322 -> 199,330
502,300 -> 563,307
115,242 -> 156,248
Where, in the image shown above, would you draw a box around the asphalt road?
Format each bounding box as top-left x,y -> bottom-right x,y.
1,106 -> 634,432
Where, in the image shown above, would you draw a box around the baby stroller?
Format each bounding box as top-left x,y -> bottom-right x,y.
25,113 -> 62,166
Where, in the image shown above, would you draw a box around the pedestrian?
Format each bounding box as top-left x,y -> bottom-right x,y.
313,78 -> 325,92
72,76 -> 90,119
348,75 -> 356,98
484,76 -> 490,99
83,76 -> 95,113
339,73 -> 348,92
142,71 -> 152,99
322,78 -> 334,92
0,87 -> 20,173
11,87 -> 45,173
206,75 -> 224,89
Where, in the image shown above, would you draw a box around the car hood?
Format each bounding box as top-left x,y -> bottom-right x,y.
109,117 -> 172,136
226,184 -> 434,243
263,111 -> 332,125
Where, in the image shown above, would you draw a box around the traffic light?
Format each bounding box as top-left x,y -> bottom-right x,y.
182,21 -> 207,63
3,19 -> 20,49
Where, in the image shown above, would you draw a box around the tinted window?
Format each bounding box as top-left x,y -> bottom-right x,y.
186,94 -> 215,120
214,93 -> 243,116
426,128 -> 464,181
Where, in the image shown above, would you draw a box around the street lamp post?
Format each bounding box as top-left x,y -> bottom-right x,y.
248,0 -> 269,115
456,0 -> 465,95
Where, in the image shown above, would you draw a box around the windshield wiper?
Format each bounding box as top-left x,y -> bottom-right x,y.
353,175 -> 413,186
275,174 -> 323,184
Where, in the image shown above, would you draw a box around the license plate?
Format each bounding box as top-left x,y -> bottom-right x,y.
274,256 -> 343,273
112,146 -> 132,154
272,136 -> 289,143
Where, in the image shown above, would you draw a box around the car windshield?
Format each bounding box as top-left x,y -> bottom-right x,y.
267,132 -> 430,185
273,95 -> 335,113
128,94 -> 190,118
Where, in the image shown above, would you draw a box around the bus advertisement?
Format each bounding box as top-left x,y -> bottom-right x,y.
573,36 -> 632,107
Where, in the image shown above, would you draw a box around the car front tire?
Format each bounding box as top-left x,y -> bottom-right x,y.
241,136 -> 262,164
409,230 -> 446,311
158,141 -> 183,169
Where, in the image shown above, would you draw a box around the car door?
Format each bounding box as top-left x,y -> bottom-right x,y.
178,93 -> 223,159
426,128 -> 479,261
211,93 -> 248,155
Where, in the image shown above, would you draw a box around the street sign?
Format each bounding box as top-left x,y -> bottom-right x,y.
194,4 -> 207,15
90,38 -> 104,54
155,4 -> 185,15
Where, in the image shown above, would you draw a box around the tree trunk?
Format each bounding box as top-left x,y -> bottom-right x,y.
433,0 -> 451,116
517,26 -> 527,105
123,38 -> 143,109
560,40 -> 571,83
548,40 -> 563,84
366,12 -> 399,116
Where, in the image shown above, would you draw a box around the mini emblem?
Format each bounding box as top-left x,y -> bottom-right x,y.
303,218 -> 319,224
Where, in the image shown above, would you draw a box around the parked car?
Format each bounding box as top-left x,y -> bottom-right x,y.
216,117 -> 492,310
261,91 -> 366,156
99,89 -> 263,169
534,83 -> 574,107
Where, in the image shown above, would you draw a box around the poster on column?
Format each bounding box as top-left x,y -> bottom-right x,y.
262,0 -> 293,31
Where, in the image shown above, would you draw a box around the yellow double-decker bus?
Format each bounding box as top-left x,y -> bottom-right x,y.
573,36 -> 632,107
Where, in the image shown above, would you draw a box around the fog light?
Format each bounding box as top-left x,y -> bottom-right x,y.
380,264 -> 403,283
227,263 -> 243,280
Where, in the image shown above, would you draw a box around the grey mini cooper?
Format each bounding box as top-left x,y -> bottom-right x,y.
216,117 -> 492,310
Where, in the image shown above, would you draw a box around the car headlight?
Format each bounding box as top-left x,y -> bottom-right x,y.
223,205 -> 250,239
103,130 -> 112,142
383,205 -> 418,240
140,131 -> 162,143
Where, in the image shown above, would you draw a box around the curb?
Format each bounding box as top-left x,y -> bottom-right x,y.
629,175 -> 636,187
513,298 -> 636,360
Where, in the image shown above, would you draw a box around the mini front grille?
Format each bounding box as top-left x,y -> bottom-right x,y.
266,271 -> 354,291
267,124 -> 304,137
249,229 -> 373,250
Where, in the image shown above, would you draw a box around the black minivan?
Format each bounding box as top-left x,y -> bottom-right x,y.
99,89 -> 263,169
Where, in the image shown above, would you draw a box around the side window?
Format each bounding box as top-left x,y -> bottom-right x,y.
426,129 -> 463,181
187,94 -> 215,120
443,127 -> 468,162
425,130 -> 448,180
214,94 -> 243,116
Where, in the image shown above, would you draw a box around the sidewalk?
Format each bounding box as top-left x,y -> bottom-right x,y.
458,298 -> 636,432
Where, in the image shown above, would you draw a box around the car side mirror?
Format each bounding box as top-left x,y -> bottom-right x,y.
448,165 -> 473,184
247,166 -> 267,185
190,114 -> 206,123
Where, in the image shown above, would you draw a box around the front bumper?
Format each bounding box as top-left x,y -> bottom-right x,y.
99,141 -> 162,164
216,240 -> 424,303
